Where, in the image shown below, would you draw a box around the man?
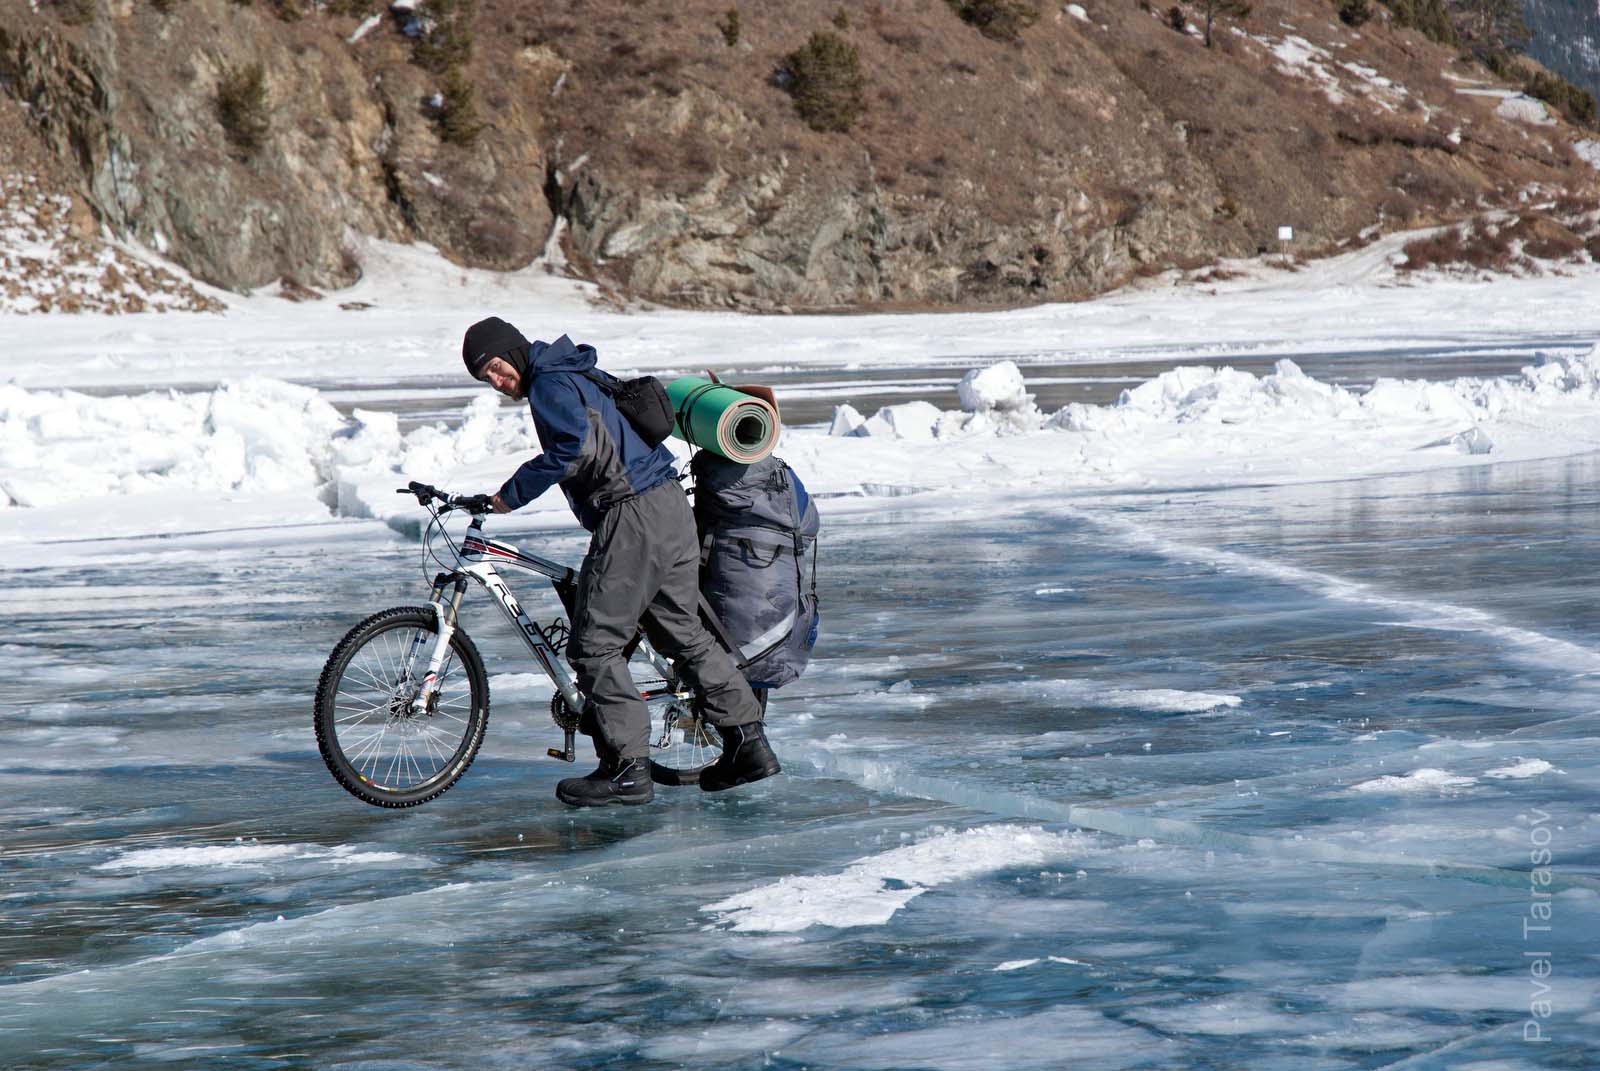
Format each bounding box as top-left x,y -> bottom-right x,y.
460,316 -> 779,807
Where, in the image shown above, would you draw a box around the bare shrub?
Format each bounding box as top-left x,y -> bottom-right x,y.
1379,191 -> 1420,223
1503,214 -> 1583,260
1551,194 -> 1599,217
1396,167 -> 1471,206
467,216 -> 526,265
1401,223 -> 1521,272
1400,227 -> 1465,270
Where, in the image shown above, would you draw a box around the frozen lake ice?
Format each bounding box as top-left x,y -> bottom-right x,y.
5,235 -> 1600,1064
2,447 -> 1597,1068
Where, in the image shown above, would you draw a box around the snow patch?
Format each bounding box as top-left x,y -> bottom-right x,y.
96,842 -> 418,871
1262,34 -> 1346,104
702,825 -> 1094,931
1349,768 -> 1476,795
1496,95 -> 1555,126
347,12 -> 383,44
1001,678 -> 1241,713
1484,757 -> 1555,779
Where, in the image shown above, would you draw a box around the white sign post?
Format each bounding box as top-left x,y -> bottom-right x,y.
1277,225 -> 1294,266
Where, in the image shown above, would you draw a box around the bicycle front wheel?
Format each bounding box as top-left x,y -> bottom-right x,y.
314,606 -> 489,808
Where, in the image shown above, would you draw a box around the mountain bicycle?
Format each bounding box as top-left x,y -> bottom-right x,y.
313,481 -> 757,808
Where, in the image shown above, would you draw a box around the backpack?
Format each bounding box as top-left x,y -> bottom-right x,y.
579,369 -> 675,447
690,451 -> 820,690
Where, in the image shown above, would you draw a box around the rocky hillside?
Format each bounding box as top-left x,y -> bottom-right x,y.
0,0 -> 1596,312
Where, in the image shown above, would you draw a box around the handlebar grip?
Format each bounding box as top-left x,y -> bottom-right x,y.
399,480 -> 447,505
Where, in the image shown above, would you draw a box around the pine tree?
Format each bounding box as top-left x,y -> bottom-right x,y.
438,63 -> 483,146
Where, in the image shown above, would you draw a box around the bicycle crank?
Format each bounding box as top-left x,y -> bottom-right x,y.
548,694 -> 579,762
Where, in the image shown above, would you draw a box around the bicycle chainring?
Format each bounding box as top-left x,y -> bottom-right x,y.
550,693 -> 581,731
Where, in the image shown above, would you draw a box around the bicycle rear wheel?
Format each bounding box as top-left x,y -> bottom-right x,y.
314,606 -> 489,808
643,677 -> 769,786
646,692 -> 724,786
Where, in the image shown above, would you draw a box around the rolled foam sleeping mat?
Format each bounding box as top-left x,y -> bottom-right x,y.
664,376 -> 781,463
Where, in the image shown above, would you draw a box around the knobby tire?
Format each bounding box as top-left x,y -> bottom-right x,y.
314,606 -> 489,808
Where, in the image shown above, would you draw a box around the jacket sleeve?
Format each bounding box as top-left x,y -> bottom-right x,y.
496,376 -> 589,511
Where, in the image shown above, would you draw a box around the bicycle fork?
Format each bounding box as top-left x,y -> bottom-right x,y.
400,573 -> 468,715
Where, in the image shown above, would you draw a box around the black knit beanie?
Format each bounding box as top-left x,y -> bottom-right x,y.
462,316 -> 531,382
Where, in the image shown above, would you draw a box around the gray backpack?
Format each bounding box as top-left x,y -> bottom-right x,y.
691,452 -> 820,690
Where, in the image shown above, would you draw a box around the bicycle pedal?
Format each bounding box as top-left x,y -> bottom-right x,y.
548,747 -> 574,762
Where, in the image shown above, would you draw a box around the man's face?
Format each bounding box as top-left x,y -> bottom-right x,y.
479,357 -> 524,400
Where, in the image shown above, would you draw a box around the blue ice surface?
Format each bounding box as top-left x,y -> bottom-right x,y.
1,450 -> 1597,1068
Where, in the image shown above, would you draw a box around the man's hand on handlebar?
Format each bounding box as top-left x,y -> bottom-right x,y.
454,494 -> 497,515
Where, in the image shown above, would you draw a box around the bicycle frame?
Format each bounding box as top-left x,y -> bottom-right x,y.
403,514 -> 683,762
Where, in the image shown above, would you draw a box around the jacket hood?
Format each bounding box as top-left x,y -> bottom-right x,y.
530,334 -> 598,376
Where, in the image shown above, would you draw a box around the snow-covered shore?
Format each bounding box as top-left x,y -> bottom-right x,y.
5,343 -> 1599,548
2,233 -> 1599,548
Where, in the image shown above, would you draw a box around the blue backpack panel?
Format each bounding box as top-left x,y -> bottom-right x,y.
690,452 -> 821,690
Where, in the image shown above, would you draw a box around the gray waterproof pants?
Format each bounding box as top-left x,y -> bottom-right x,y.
568,479 -> 762,760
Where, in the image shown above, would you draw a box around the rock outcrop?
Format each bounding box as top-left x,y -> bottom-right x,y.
0,0 -> 1594,309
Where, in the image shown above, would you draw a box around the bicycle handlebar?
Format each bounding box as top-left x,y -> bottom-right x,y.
395,480 -> 492,514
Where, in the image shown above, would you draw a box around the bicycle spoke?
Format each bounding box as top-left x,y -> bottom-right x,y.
352,727 -> 391,777
335,693 -> 390,717
378,630 -> 401,688
347,660 -> 392,693
400,739 -> 421,786
414,726 -> 449,770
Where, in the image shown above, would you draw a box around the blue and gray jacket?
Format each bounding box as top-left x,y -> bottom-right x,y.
496,335 -> 677,530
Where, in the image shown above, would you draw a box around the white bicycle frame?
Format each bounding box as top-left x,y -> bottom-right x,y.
404,515 -> 677,742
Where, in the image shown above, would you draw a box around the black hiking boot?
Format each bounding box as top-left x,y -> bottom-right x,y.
556,756 -> 655,808
700,722 -> 781,792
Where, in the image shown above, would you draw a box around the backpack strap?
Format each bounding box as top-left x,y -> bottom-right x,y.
578,368 -> 614,393
809,532 -> 818,598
